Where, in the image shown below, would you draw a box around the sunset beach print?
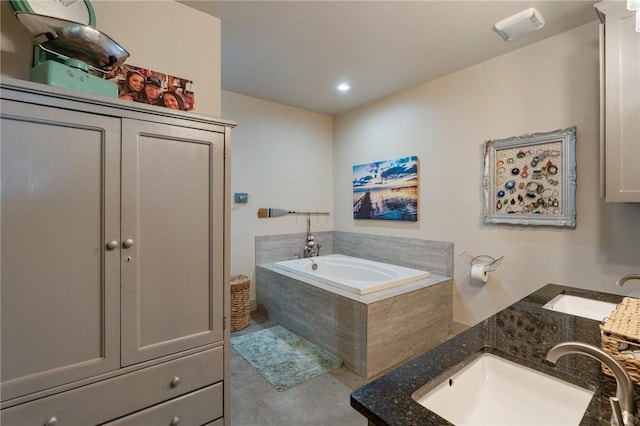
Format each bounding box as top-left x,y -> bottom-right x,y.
352,156 -> 418,221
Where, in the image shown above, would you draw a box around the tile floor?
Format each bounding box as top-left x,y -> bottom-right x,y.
230,311 -> 372,426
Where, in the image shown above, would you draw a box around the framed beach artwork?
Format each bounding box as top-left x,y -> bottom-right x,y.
353,156 -> 419,221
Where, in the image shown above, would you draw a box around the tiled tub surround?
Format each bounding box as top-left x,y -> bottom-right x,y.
255,232 -> 453,378
255,231 -> 334,265
351,284 -> 634,425
255,232 -> 453,276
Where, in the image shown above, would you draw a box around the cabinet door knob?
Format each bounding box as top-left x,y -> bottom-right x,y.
106,240 -> 119,250
170,416 -> 181,426
122,238 -> 134,248
45,417 -> 58,426
170,376 -> 181,388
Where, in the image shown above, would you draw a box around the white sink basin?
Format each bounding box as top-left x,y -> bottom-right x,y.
542,294 -> 617,321
413,353 -> 594,426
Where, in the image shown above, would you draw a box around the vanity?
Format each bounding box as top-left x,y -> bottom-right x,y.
351,284 -> 638,425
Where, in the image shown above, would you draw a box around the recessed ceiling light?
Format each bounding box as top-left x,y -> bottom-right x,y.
337,83 -> 350,92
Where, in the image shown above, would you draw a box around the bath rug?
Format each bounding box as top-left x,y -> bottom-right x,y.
230,325 -> 342,391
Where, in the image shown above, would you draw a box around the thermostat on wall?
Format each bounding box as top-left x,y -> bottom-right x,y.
234,193 -> 249,204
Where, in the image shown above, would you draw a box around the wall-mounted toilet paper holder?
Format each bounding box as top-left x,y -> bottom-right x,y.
460,252 -> 504,283
461,253 -> 504,272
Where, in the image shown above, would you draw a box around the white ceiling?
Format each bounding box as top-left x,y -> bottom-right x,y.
179,1 -> 600,116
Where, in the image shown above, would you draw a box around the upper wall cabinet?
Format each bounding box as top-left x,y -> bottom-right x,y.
596,1 -> 640,202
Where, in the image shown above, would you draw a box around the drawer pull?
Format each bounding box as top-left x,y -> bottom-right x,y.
170,416 -> 181,426
170,376 -> 181,388
44,417 -> 58,426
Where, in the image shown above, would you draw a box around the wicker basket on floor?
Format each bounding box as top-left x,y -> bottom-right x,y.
600,297 -> 640,384
230,274 -> 250,332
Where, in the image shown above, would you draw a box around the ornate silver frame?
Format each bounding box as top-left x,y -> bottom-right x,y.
483,127 -> 576,227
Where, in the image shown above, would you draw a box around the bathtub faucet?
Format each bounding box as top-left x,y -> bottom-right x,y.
304,236 -> 320,258
303,215 -> 321,258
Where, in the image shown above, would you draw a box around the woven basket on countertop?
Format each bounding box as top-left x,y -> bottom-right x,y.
230,274 -> 250,332
600,297 -> 640,384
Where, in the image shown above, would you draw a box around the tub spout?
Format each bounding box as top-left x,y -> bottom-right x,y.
546,341 -> 638,426
617,275 -> 640,287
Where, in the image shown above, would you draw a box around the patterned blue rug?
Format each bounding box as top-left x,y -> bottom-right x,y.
231,325 -> 342,391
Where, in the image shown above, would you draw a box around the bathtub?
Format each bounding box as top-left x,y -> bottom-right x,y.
273,254 -> 430,295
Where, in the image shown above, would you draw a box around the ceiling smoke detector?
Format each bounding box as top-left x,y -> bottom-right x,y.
493,7 -> 545,41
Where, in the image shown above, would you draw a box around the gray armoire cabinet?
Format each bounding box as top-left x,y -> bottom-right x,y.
0,78 -> 233,425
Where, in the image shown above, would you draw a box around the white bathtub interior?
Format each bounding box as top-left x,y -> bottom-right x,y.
274,254 -> 430,295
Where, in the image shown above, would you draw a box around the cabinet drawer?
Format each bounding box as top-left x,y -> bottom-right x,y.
103,384 -> 222,426
1,347 -> 223,426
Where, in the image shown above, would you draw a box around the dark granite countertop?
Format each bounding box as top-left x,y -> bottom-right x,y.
351,284 -> 638,425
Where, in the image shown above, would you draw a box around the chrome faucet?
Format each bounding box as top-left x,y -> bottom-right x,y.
304,236 -> 319,258
546,341 -> 639,426
303,214 -> 320,258
617,275 -> 640,287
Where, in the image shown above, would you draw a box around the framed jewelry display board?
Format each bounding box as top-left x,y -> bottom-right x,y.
483,127 -> 576,227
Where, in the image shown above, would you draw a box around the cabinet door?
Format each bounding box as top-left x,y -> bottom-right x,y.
121,119 -> 225,366
600,3 -> 640,202
0,100 -> 121,401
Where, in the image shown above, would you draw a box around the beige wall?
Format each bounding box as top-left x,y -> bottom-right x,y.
333,21 -> 640,325
0,0 -> 221,117
223,90 -> 334,302
0,0 -> 33,78
222,21 -> 639,325
4,1 -> 638,326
